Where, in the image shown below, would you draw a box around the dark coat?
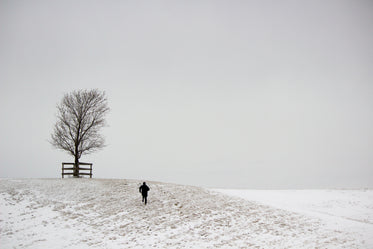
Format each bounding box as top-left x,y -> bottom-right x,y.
139,184 -> 150,197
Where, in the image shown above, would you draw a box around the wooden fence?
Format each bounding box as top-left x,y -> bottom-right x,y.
62,162 -> 93,178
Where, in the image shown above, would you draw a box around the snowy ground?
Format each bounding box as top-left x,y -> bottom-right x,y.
215,189 -> 373,248
0,179 -> 372,248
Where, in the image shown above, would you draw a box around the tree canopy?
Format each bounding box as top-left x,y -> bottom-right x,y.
51,89 -> 109,175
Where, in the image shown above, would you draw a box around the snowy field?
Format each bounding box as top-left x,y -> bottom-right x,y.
1,179 -> 372,248
215,189 -> 373,248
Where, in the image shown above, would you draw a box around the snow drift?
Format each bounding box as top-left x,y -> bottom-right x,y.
0,179 -> 372,248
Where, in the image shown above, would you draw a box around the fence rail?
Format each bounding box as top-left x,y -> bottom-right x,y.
62,162 -> 93,178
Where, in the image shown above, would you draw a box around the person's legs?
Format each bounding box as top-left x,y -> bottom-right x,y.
144,196 -> 147,205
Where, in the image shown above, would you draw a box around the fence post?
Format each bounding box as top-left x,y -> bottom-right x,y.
61,162 -> 92,178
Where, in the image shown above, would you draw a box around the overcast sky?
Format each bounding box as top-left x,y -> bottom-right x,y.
0,0 -> 372,188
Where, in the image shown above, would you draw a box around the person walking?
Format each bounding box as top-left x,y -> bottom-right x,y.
139,182 -> 150,205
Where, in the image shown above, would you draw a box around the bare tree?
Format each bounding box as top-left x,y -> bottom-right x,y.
51,89 -> 109,177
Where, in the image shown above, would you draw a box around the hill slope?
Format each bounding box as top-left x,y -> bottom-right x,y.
0,179 -> 368,248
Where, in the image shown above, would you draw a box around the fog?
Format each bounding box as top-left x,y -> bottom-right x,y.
1,0 -> 372,188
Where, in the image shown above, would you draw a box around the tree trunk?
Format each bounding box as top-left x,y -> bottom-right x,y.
74,156 -> 79,178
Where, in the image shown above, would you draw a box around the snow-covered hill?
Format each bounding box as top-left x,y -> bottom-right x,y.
0,179 -> 371,248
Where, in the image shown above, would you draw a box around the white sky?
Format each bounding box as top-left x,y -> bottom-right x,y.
0,0 -> 372,188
